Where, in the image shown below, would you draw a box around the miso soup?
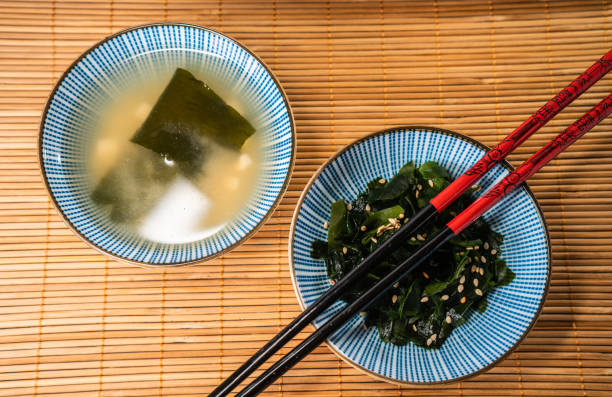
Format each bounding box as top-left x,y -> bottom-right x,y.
88,68 -> 262,244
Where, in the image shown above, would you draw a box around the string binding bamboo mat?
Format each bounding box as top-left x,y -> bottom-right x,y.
1,0 -> 611,396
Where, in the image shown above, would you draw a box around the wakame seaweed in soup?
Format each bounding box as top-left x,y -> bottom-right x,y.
90,67 -> 260,241
310,161 -> 515,349
131,68 -> 256,177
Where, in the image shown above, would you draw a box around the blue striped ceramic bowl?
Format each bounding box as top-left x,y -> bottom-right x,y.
39,24 -> 294,266
289,127 -> 550,384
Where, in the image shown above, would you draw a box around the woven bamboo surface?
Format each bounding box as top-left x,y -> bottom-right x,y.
1,0 -> 611,396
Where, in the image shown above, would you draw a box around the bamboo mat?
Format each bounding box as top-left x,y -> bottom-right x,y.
1,0 -> 611,396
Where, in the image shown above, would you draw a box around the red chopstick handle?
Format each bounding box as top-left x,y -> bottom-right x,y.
431,49 -> 612,213
447,93 -> 612,235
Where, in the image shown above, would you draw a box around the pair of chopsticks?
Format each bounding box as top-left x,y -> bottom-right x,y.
210,49 -> 612,397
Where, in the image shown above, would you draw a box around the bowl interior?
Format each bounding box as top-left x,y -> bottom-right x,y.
290,127 -> 549,383
40,24 -> 294,265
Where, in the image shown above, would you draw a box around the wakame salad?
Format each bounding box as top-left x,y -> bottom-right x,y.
310,161 -> 515,349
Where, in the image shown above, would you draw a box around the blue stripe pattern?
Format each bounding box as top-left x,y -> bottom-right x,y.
41,24 -> 293,265
290,127 -> 549,383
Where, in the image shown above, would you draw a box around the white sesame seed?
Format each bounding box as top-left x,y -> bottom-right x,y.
422,271 -> 430,279
412,324 -> 417,332
475,288 -> 483,296
398,213 -> 405,219
371,237 -> 378,243
330,279 -> 335,285
411,237 -> 416,242
360,225 -> 367,231
378,178 -> 386,184
459,275 -> 465,284
483,242 -> 490,250
416,234 -> 425,241
360,311 -> 367,317
431,333 -> 437,342
491,249 -> 498,255
417,184 -> 423,191
445,315 -> 452,324
428,179 -> 434,188
468,257 -> 472,263
466,246 -> 473,251
365,204 -> 371,212
342,247 -> 348,254
363,323 -> 368,330
441,294 -> 449,301
415,190 -> 420,199
473,278 -> 479,287
480,256 -> 486,263
460,296 -> 467,304
479,267 -> 485,276
474,245 -> 479,250
458,284 -> 464,293
323,221 -> 329,229
471,265 -> 477,272
347,203 -> 353,211
403,218 -> 409,224
426,338 -> 433,346
420,296 -> 429,303
392,295 -> 398,304
472,184 -> 481,191
393,282 -> 399,289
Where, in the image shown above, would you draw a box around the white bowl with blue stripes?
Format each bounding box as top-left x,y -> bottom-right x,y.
289,127 -> 550,384
39,24 -> 295,266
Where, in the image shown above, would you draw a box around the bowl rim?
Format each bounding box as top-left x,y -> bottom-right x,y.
38,22 -> 296,267
288,125 -> 551,385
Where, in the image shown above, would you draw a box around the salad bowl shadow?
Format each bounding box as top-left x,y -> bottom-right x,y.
289,126 -> 550,384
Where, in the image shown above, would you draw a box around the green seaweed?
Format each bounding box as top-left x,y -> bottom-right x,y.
91,143 -> 178,223
310,161 -> 516,349
131,68 -> 255,176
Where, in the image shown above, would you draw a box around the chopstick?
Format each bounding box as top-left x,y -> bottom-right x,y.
208,49 -> 612,397
237,92 -> 612,397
